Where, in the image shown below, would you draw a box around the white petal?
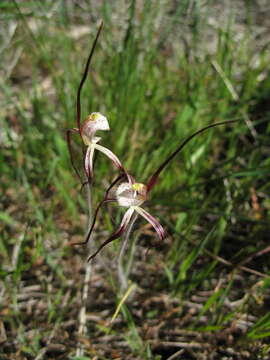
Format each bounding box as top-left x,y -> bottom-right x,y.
84,145 -> 95,178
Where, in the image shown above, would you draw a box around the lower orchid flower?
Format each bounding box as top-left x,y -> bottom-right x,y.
81,119 -> 240,261
85,180 -> 165,261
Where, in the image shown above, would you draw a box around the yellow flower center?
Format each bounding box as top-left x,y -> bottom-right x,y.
132,183 -> 145,191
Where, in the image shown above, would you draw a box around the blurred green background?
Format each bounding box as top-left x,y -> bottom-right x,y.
0,1 -> 270,359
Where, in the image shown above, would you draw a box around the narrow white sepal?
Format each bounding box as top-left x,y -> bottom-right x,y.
133,206 -> 165,240
84,145 -> 95,177
95,143 -> 123,169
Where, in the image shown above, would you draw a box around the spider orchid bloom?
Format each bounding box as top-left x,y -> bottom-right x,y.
86,181 -> 165,261
80,112 -> 124,179
68,111 -> 129,182
80,119 -> 240,260
116,182 -> 165,239
66,21 -> 130,183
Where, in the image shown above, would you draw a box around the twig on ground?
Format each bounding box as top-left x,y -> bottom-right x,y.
166,349 -> 184,360
189,239 -> 269,278
150,340 -> 207,349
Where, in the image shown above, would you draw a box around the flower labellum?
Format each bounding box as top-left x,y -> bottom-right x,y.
116,182 -> 147,207
81,112 -> 110,145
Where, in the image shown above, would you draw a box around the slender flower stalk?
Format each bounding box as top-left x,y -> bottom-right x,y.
76,180 -> 93,357
65,22 -> 130,353
117,212 -> 138,291
85,119 -> 240,262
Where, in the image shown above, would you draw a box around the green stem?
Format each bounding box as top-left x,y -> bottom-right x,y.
117,213 -> 138,292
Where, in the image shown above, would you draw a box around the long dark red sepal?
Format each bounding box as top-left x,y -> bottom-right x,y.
76,21 -> 103,133
87,223 -> 126,262
146,119 -> 241,193
87,208 -> 134,261
72,198 -> 116,246
72,174 -> 125,246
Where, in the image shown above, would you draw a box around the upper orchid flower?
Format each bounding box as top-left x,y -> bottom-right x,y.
66,22 -> 130,183
80,111 -> 124,179
80,119 -> 240,260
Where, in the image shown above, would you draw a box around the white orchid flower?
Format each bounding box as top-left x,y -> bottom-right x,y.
81,112 -> 124,179
86,181 -> 165,261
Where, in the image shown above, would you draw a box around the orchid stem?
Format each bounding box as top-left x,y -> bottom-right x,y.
85,181 -> 93,228
126,217 -> 140,281
117,213 -> 138,292
76,181 -> 93,357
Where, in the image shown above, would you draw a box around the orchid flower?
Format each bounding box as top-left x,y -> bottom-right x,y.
66,21 -> 130,183
79,111 -> 125,180
81,119 -> 240,261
